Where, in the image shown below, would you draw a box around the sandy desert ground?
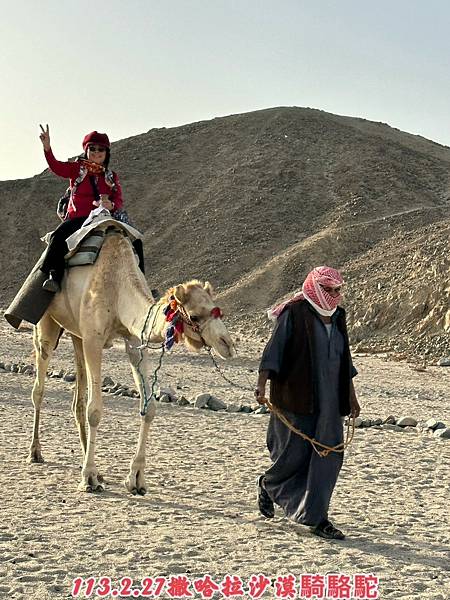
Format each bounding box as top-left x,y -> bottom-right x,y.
0,319 -> 449,600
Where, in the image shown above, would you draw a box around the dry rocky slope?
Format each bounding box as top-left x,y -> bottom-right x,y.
1,107 -> 449,359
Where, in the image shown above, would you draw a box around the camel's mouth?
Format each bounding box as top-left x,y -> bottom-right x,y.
213,335 -> 236,359
200,320 -> 235,359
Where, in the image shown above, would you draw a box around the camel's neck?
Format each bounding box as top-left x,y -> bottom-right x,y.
118,282 -> 166,343
139,300 -> 168,344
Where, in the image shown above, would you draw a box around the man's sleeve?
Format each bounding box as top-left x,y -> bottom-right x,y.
259,308 -> 292,378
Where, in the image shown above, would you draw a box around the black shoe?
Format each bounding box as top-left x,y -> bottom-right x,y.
257,475 -> 274,518
312,519 -> 345,540
42,270 -> 60,293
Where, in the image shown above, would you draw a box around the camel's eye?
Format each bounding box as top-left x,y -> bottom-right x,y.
190,315 -> 200,323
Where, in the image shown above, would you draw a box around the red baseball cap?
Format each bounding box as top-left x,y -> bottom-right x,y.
82,131 -> 110,150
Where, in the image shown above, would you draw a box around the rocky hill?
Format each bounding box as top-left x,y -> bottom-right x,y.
1,107 -> 449,359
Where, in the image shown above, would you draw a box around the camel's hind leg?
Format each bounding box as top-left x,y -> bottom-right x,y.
29,315 -> 62,463
124,337 -> 156,495
79,337 -> 105,492
70,335 -> 88,457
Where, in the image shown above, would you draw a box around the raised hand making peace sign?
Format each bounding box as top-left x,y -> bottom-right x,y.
39,124 -> 51,151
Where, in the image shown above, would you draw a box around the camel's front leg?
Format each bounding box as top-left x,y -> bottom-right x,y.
29,316 -> 62,463
71,335 -> 88,456
124,337 -> 156,495
79,339 -> 105,492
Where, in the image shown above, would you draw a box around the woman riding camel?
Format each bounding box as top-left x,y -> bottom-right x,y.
39,125 -> 144,292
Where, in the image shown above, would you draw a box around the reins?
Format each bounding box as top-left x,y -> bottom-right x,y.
134,301 -> 166,416
134,294 -> 225,416
176,303 -> 222,341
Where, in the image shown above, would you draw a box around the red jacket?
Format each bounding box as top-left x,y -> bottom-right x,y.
44,148 -> 123,219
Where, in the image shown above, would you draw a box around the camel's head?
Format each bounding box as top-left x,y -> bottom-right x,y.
168,280 -> 235,359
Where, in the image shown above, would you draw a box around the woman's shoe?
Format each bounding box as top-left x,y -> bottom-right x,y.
311,519 -> 345,540
257,475 -> 274,518
42,270 -> 60,293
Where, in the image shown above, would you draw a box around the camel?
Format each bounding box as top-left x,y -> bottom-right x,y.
29,225 -> 235,494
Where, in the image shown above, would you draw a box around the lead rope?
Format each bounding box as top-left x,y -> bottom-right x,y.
177,309 -> 255,393
265,398 -> 355,457
205,346 -> 355,456
205,346 -> 254,391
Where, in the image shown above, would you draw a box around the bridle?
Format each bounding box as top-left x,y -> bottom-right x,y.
135,296 -> 224,416
167,298 -> 224,348
135,292 -> 225,416
177,303 -> 222,334
136,294 -> 224,352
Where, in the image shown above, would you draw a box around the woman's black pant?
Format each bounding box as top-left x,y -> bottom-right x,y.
41,217 -> 145,283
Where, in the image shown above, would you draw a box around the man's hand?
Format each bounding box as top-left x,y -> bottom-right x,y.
350,397 -> 360,418
349,382 -> 360,418
254,384 -> 267,405
255,371 -> 269,405
39,124 -> 51,151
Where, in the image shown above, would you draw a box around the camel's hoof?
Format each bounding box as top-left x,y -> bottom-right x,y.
78,478 -> 104,493
128,486 -> 146,496
27,453 -> 45,464
80,484 -> 104,493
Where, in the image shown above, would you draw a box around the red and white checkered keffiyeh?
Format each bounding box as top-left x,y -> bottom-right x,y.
268,266 -> 344,320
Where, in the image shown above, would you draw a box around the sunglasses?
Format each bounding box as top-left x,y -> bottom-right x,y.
321,285 -> 342,293
88,145 -> 107,152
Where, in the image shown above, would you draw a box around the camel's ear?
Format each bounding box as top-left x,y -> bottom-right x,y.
173,284 -> 187,304
204,281 -> 214,297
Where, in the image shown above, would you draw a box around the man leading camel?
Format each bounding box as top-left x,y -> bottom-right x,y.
255,266 -> 360,540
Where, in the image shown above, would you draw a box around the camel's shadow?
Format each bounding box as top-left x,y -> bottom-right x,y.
43,464 -> 449,572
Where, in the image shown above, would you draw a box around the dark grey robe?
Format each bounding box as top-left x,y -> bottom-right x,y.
260,306 -> 356,526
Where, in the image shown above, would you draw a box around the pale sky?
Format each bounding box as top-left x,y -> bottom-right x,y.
1,0 -> 450,181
